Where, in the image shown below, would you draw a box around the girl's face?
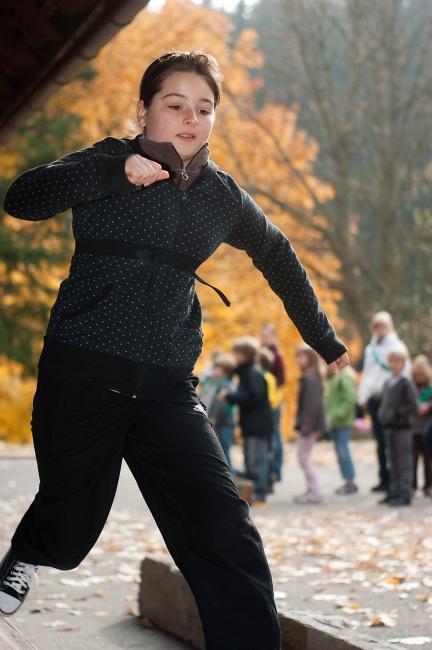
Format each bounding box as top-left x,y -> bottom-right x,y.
412,368 -> 428,385
234,351 -> 248,365
372,322 -> 390,339
137,71 -> 216,165
388,355 -> 405,376
212,365 -> 225,380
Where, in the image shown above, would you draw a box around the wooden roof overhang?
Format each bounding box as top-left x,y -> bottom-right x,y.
0,0 -> 151,145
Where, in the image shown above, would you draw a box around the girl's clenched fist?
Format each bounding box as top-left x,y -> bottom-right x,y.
125,154 -> 170,187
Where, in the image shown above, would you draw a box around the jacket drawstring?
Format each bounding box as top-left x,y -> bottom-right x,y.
74,238 -> 231,308
192,271 -> 231,307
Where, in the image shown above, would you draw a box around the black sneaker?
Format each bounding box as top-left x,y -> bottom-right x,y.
388,496 -> 411,507
377,493 -> 396,505
371,483 -> 389,492
0,547 -> 39,616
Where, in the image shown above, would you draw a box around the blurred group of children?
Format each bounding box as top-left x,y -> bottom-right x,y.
293,339 -> 432,506
292,343 -> 358,503
357,311 -> 432,507
198,326 -> 285,505
199,319 -> 432,509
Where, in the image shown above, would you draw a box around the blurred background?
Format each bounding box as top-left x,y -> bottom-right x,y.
0,0 -> 431,443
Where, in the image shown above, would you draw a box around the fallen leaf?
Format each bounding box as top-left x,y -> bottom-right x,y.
415,594 -> 429,602
389,638 -> 432,645
41,620 -> 79,631
313,594 -> 343,601
385,576 -> 405,585
369,614 -> 397,627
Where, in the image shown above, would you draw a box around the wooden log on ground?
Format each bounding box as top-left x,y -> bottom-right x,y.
138,557 -> 394,650
0,618 -> 37,649
139,557 -> 204,648
278,609 -> 393,650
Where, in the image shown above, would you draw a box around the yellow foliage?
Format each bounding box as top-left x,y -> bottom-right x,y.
0,148 -> 24,179
0,358 -> 35,443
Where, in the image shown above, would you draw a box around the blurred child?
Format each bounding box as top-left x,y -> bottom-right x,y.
198,348 -> 225,409
377,345 -> 418,506
326,366 -> 358,495
294,344 -> 326,504
357,311 -> 410,493
411,355 -> 432,496
258,348 -> 282,413
207,354 -> 237,473
260,324 -> 286,483
258,347 -> 284,492
218,337 -> 273,505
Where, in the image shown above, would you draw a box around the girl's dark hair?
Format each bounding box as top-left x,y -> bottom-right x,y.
258,347 -> 274,371
213,354 -> 235,378
139,50 -> 223,108
295,344 -> 324,386
232,336 -> 259,364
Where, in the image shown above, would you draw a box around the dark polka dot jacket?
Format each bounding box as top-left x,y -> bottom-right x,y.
3,133 -> 347,401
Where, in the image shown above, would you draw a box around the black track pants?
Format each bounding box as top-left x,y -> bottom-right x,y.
367,396 -> 390,487
10,370 -> 281,650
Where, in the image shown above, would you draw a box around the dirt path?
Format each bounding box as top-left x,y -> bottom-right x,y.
1,439 -> 431,648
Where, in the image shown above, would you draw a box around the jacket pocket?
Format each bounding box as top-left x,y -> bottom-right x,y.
58,283 -> 115,319
166,320 -> 204,366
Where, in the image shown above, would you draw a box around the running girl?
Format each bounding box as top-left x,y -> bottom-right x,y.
0,50 -> 349,649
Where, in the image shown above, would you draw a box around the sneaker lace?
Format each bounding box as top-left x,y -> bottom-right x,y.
3,561 -> 39,594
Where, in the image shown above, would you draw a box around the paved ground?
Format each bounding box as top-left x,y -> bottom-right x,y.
1,439 -> 432,649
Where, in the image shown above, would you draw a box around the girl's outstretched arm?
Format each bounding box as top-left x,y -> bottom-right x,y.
223,184 -> 349,368
3,137 -> 140,221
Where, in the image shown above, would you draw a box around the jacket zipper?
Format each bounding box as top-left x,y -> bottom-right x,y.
169,142 -> 208,184
144,145 -> 195,313
132,143 -> 208,397
134,148 -> 191,397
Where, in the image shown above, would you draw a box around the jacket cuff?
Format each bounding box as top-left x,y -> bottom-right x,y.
101,154 -> 140,195
313,330 -> 348,364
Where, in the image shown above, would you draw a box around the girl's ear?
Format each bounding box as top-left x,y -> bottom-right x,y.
136,99 -> 146,129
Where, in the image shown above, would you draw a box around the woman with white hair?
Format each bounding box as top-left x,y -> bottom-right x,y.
358,311 -> 410,492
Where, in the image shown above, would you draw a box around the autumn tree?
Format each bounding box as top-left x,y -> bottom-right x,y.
0,111 -> 85,372
247,0 -> 432,351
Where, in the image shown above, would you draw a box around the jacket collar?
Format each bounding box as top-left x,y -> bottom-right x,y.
130,133 -> 210,191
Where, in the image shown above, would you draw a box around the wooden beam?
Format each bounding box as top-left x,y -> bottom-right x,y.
5,0 -> 62,48
0,0 -> 151,144
0,70 -> 19,101
42,0 -> 104,17
0,618 -> 37,649
0,24 -> 40,76
139,557 -> 396,650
